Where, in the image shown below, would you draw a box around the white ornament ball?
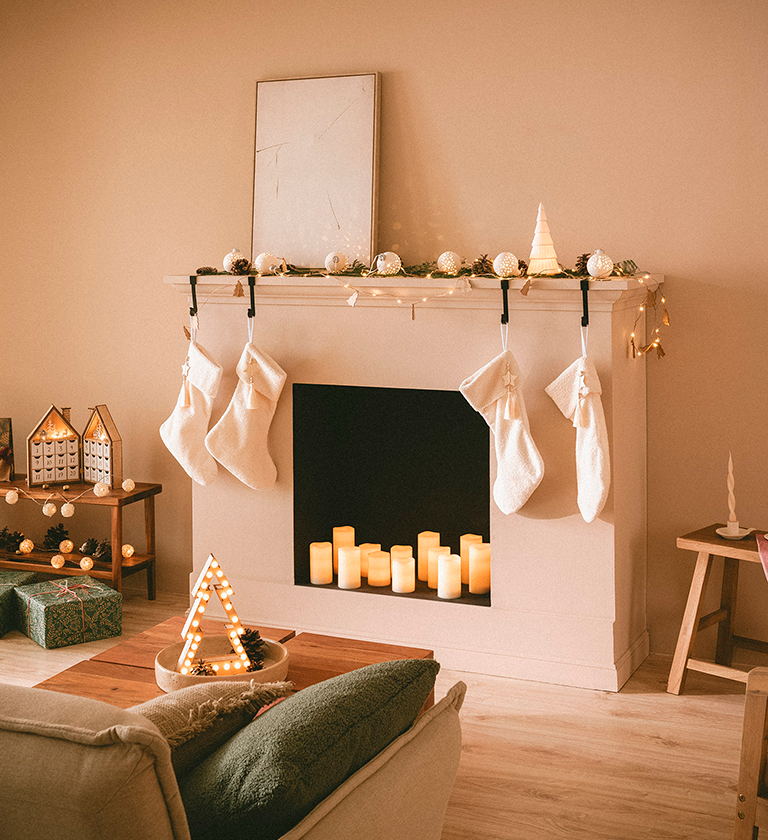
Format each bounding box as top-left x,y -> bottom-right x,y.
80,556 -> 94,571
51,555 -> 66,569
121,478 -> 135,493
493,253 -> 519,278
61,502 -> 75,518
122,544 -> 135,559
60,540 -> 74,554
254,252 -> 279,275
437,251 -> 462,275
376,252 -> 402,275
587,249 -> 614,279
93,481 -> 110,497
223,249 -> 243,272
325,252 -> 349,273
42,502 -> 57,517
5,490 -> 18,505
19,539 -> 34,554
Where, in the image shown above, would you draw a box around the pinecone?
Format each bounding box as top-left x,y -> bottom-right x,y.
43,524 -> 69,552
241,628 -> 266,671
229,258 -> 252,275
190,659 -> 216,676
0,527 -> 24,552
195,266 -> 218,275
575,253 -> 590,275
79,538 -> 98,556
472,254 -> 494,275
93,539 -> 111,561
517,258 -> 528,276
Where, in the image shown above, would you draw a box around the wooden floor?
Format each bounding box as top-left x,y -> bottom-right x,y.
0,592 -> 746,840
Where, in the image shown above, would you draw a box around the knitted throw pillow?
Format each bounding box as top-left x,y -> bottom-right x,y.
130,679 -> 293,776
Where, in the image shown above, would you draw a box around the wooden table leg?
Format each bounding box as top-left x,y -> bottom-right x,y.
667,550 -> 713,695
716,556 -> 739,667
110,505 -> 123,593
144,495 -> 156,600
734,669 -> 768,839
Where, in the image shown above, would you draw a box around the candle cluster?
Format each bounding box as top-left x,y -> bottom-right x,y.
309,526 -> 491,600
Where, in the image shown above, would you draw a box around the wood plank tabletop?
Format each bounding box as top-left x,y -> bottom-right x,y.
90,615 -> 296,670
33,659 -> 165,708
677,524 -> 766,562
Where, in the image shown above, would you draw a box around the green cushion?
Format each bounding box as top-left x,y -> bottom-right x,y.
178,658 -> 439,840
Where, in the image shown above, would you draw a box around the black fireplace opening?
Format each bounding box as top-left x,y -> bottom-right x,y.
292,383 -> 491,605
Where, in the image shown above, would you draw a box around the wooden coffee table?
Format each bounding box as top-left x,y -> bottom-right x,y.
33,615 -> 434,708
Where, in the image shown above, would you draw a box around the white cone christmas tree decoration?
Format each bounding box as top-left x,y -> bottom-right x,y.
528,203 -> 560,275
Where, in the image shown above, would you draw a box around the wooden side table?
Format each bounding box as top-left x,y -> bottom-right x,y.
0,476 -> 161,598
667,523 -> 767,695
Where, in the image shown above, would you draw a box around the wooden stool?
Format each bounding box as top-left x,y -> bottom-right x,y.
667,524 -> 767,695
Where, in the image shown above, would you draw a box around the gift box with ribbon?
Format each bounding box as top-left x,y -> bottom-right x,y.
0,570 -> 37,638
14,576 -> 122,649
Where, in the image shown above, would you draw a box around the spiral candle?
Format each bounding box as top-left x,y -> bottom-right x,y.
727,452 -> 737,524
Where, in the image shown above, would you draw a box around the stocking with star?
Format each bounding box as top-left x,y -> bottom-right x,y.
460,348 -> 544,514
205,342 -> 287,489
160,341 -> 223,485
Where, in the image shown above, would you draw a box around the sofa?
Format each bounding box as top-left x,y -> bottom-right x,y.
0,660 -> 465,840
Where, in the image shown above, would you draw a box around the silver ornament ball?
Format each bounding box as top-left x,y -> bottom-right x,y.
223,249 -> 243,272
375,252 -> 402,275
325,252 -> 349,273
254,252 -> 279,275
493,253 -> 519,278
587,249 -> 614,279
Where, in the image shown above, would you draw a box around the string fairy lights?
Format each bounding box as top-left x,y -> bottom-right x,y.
629,273 -> 670,359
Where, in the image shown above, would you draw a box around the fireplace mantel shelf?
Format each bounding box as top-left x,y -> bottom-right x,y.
164,274 -> 663,312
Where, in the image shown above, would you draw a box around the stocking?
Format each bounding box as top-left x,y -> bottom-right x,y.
460,348 -> 544,514
545,354 -> 610,522
160,342 -> 222,486
205,342 -> 286,490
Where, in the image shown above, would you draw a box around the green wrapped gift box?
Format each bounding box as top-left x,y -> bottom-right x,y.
0,570 -> 38,638
15,576 -> 122,649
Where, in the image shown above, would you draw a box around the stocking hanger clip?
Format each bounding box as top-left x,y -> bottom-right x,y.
188,276 -> 198,318
247,277 -> 256,318
580,279 -> 590,327
500,279 -> 510,325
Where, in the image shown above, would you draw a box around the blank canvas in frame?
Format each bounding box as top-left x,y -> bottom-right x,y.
252,73 -> 380,268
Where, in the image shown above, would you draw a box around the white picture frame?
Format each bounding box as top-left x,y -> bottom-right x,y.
251,73 -> 380,270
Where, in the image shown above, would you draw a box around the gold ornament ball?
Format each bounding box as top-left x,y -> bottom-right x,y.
19,539 -> 34,554
121,478 -> 135,492
59,539 -> 74,554
80,556 -> 94,571
121,544 -> 135,559
51,554 -> 66,569
5,490 -> 19,505
42,502 -> 57,517
93,481 -> 110,497
61,502 -> 75,517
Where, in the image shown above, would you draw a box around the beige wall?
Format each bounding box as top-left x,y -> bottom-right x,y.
1,1 -> 766,652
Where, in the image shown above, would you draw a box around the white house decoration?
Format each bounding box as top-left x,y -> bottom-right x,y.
27,405 -> 81,487
82,404 -> 123,488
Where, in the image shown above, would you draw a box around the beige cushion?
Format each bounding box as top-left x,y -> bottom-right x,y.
131,679 -> 293,776
0,684 -> 190,840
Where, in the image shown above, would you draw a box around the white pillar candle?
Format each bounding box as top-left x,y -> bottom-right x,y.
469,542 -> 491,594
367,550 -> 391,587
358,542 -> 381,578
417,531 -> 440,582
392,555 -> 416,593
428,546 -> 451,589
438,554 -> 462,600
337,545 -> 361,589
459,534 -> 483,585
333,526 -> 355,574
309,541 -> 333,585
390,544 -> 413,561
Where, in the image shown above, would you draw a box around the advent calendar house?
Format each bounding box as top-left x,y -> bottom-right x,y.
26,406 -> 81,487
82,404 -> 123,488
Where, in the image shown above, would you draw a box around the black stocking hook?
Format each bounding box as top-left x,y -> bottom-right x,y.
580,279 -> 590,327
188,276 -> 198,317
500,279 -> 510,325
247,277 -> 256,318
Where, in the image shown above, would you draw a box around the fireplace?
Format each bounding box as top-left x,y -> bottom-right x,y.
170,273 -> 655,690
292,382 -> 491,605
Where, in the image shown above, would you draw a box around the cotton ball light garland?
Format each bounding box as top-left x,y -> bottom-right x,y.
222,249 -> 243,272
19,539 -> 34,554
122,478 -> 135,492
42,502 -> 57,517
5,490 -> 18,505
587,249 -> 614,279
60,502 -> 75,517
51,555 -> 65,569
253,253 -> 280,275
121,544 -> 135,559
80,557 -> 94,571
493,253 -> 519,278
437,252 -> 462,275
325,252 -> 348,273
93,482 -> 110,498
59,540 -> 74,554
375,252 -> 402,275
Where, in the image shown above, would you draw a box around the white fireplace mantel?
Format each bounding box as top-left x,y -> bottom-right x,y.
165,273 -> 662,691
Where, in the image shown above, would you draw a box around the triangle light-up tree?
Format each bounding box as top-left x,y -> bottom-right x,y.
528,203 -> 560,275
177,554 -> 252,675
